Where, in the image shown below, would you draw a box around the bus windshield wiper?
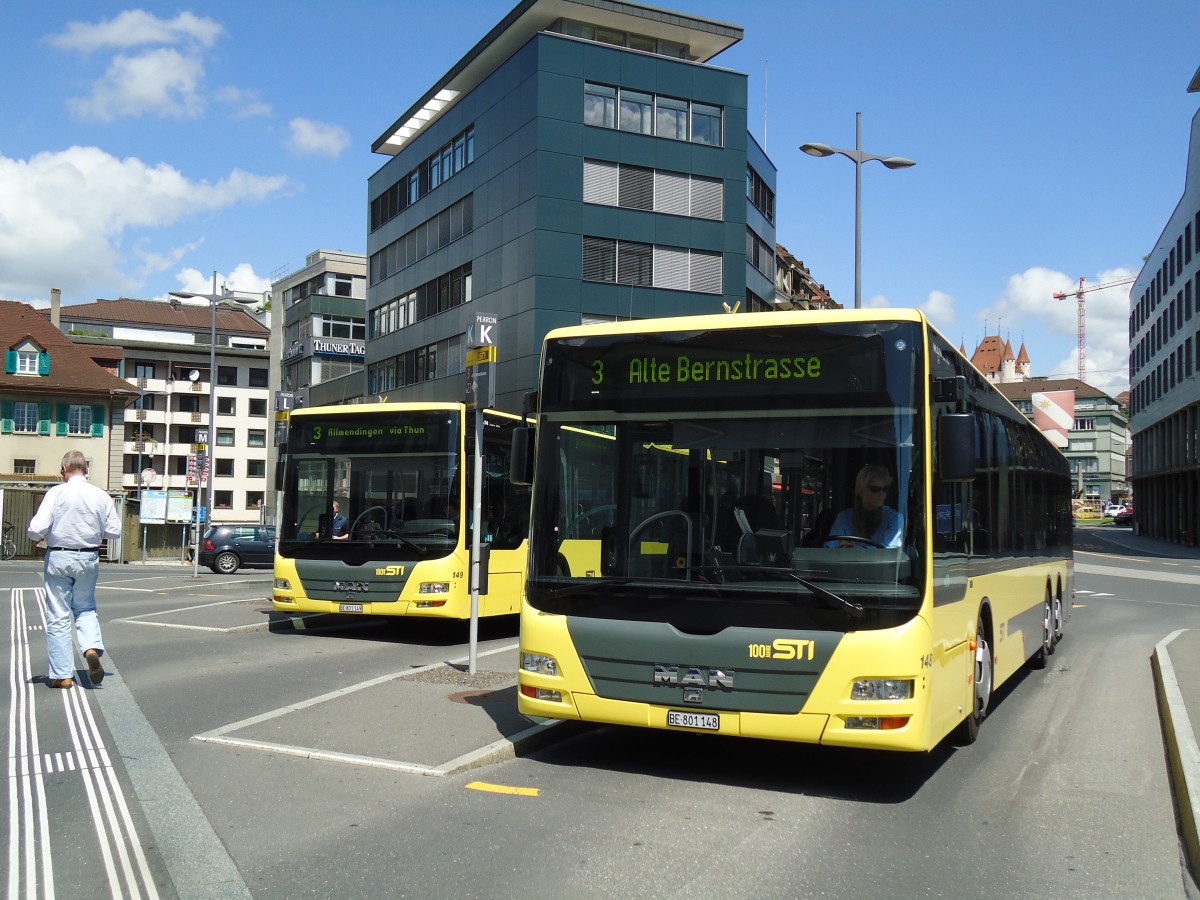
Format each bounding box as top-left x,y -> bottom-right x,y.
692,565 -> 865,619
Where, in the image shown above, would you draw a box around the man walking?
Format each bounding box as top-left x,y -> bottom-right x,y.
28,450 -> 122,689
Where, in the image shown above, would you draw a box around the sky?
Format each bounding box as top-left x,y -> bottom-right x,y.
2,1 -> 1198,399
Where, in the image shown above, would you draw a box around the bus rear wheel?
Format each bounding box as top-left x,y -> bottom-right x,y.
953,615 -> 992,745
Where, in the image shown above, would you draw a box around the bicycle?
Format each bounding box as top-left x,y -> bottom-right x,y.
2,521 -> 16,561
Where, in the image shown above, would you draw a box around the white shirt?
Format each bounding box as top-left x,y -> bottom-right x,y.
27,474 -> 122,548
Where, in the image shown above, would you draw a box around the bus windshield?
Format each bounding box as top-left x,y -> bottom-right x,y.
528,320 -> 926,631
279,409 -> 460,561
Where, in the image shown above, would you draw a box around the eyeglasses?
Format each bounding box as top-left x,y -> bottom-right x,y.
866,484 -> 890,494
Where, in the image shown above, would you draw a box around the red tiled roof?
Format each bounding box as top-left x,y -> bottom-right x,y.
56,297 -> 269,335
1016,342 -> 1030,364
0,301 -> 134,397
969,335 -> 1008,373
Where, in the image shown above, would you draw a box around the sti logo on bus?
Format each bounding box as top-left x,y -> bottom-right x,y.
747,639 -> 816,660
375,565 -> 407,576
653,665 -> 734,688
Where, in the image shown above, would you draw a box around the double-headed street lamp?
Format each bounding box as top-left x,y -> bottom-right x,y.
170,272 -> 257,576
800,112 -> 915,309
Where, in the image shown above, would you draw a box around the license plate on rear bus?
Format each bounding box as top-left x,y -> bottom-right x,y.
667,710 -> 719,731
339,603 -> 364,613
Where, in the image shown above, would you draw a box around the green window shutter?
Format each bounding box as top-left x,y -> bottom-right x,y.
39,352 -> 50,375
1,400 -> 13,434
38,402 -> 51,435
4,350 -> 15,374
56,403 -> 69,436
91,404 -> 105,437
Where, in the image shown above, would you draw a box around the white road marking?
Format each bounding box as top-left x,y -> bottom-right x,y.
6,588 -> 160,899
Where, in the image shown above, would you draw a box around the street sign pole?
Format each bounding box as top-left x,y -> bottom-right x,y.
466,313 -> 498,675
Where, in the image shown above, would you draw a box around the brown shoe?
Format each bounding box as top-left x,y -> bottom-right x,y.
49,678 -> 74,689
84,649 -> 105,685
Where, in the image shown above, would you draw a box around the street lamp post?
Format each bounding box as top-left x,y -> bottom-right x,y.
170,273 -> 257,577
800,112 -> 915,309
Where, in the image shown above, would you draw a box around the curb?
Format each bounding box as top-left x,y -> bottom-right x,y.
1152,629 -> 1200,883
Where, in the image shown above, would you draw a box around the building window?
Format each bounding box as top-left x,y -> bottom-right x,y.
217,366 -> 238,386
217,397 -> 236,416
248,367 -> 269,387
1074,418 -> 1095,431
247,459 -> 266,478
248,430 -> 267,448
369,195 -> 474,284
215,458 -> 234,477
585,83 -> 721,146
584,83 -> 617,128
747,166 -> 776,224
214,490 -> 233,509
16,350 -> 40,374
655,96 -> 689,141
369,125 -> 476,232
216,428 -> 236,447
14,401 -> 38,433
134,362 -> 156,380
68,405 -> 92,436
619,90 -> 653,134
584,237 -> 722,294
583,237 -> 617,283
13,458 -> 36,475
246,491 -> 265,509
249,399 -> 267,417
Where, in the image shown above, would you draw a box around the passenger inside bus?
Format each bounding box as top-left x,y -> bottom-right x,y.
331,500 -> 349,540
824,463 -> 904,549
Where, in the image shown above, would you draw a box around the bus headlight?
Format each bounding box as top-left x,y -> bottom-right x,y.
521,652 -> 559,676
418,582 -> 450,594
851,679 -> 913,701
274,578 -> 291,590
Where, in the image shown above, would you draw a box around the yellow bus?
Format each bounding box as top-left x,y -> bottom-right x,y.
513,310 -> 1072,750
273,402 -> 529,619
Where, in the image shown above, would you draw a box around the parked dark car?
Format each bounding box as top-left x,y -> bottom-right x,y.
198,524 -> 276,574
1114,509 -> 1134,526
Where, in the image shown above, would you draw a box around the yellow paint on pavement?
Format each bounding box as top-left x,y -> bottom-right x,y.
466,781 -> 540,797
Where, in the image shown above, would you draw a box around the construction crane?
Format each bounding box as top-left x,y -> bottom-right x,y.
1052,276 -> 1136,382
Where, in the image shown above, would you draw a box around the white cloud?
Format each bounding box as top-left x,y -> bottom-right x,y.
919,290 -> 956,329
216,86 -> 272,119
287,118 -> 351,158
48,10 -> 223,52
69,48 -> 205,120
982,265 -> 1136,395
0,146 -> 289,299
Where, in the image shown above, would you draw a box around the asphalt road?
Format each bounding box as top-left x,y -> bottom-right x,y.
4,532 -> 1200,899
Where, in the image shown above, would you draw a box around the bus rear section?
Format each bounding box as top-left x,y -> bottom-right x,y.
516,312 -> 1071,750
273,403 -> 528,620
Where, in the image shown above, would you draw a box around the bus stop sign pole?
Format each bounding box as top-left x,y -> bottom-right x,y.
466,313 -> 498,675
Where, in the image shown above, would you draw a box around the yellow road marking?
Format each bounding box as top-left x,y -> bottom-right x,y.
466,781 -> 539,797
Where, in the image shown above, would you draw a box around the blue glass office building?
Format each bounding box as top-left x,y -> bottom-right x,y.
366,0 -> 776,411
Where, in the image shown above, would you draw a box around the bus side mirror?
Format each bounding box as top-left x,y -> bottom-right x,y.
510,426 -> 534,486
939,413 -> 975,482
275,455 -> 286,491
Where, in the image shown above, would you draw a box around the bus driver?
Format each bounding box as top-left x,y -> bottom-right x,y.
825,463 -> 904,549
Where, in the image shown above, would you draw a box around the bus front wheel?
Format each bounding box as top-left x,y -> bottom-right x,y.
953,615 -> 992,745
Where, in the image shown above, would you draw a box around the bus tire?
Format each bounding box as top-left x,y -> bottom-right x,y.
1031,590 -> 1052,670
953,613 -> 992,745
1051,589 -> 1065,648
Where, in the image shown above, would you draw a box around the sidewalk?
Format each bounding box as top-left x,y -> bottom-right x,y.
1100,528 -> 1200,881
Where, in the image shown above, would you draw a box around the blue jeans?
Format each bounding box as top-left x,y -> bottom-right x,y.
43,550 -> 104,680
